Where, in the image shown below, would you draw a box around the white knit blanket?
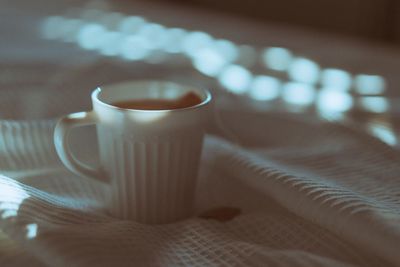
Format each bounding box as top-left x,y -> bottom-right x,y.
0,110 -> 399,267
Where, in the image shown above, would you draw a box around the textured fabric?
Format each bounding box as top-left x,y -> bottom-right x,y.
0,110 -> 399,267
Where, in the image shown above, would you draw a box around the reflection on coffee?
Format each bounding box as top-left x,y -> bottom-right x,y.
112,92 -> 202,110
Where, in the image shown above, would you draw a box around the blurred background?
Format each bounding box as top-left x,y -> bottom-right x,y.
136,0 -> 400,45
1,0 -> 400,147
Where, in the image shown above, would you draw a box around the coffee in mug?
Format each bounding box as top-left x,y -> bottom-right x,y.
112,92 -> 202,110
54,81 -> 211,224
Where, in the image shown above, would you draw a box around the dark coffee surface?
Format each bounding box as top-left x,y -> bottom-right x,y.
112,92 -> 202,110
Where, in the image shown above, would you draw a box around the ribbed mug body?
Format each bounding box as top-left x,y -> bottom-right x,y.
98,128 -> 203,224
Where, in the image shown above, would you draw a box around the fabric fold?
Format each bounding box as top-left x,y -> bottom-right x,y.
0,116 -> 399,266
208,124 -> 400,266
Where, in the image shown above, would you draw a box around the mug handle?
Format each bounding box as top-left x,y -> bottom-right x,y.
54,111 -> 108,183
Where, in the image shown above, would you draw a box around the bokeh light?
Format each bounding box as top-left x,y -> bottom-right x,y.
288,57 -> 320,84
249,75 -> 281,101
41,11 -> 391,125
355,74 -> 386,95
119,35 -> 151,60
359,97 -> 389,113
98,31 -> 124,56
321,68 -> 352,90
182,31 -> 213,58
317,88 -> 353,113
218,65 -> 252,94
137,23 -> 168,50
193,47 -> 227,77
60,18 -> 83,42
262,47 -> 293,71
163,28 -> 187,53
282,82 -> 316,106
214,39 -> 239,63
77,23 -> 107,50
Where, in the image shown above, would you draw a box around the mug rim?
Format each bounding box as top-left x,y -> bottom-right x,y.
92,80 -> 212,113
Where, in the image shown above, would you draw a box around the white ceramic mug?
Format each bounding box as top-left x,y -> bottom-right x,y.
54,80 -> 212,224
